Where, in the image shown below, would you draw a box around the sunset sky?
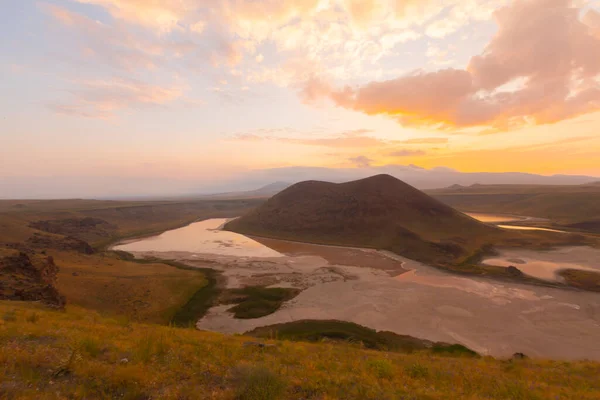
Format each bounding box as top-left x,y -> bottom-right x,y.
2,0 -> 600,197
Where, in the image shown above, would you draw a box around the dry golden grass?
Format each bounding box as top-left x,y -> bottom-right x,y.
1,301 -> 600,400
51,251 -> 208,324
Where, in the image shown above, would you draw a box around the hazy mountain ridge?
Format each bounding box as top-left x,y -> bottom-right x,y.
2,166 -> 597,199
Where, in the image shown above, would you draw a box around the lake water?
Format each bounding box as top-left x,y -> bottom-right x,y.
113,218 -> 284,258
467,213 -> 568,233
496,225 -> 567,233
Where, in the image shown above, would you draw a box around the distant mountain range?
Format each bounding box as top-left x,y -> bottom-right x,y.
195,181 -> 292,199
221,165 -> 598,192
192,166 -> 599,200
2,165 -> 598,199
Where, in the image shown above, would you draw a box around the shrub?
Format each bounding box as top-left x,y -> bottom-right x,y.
134,333 -> 169,363
26,312 -> 39,323
367,359 -> 395,380
431,343 -> 478,357
80,336 -> 103,358
233,365 -> 286,400
405,363 -> 429,379
2,310 -> 17,322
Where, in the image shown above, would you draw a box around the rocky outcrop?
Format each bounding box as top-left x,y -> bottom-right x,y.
0,252 -> 65,307
29,217 -> 115,238
506,266 -> 524,277
26,233 -> 95,254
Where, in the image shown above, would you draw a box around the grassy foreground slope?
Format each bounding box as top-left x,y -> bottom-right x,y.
2,302 -> 600,400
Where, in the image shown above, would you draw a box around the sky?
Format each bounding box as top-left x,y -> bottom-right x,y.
1,0 -> 600,197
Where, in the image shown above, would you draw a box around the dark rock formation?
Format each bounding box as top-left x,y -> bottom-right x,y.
506,266 -> 524,277
26,233 -> 95,254
0,252 -> 65,307
29,217 -> 115,238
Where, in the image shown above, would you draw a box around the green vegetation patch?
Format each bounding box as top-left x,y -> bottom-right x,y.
222,287 -> 301,319
431,343 -> 479,357
558,269 -> 600,292
245,319 -> 478,356
169,268 -> 221,327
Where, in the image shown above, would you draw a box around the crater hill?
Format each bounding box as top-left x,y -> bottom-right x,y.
225,174 -> 504,264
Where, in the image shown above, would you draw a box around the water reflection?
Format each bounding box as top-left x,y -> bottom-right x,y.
466,213 -> 523,223
467,213 -> 567,233
497,225 -> 567,233
114,218 -> 284,258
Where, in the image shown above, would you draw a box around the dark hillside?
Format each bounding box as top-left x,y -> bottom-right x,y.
226,175 -> 502,264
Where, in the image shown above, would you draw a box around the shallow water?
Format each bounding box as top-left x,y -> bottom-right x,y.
483,247 -> 600,281
466,213 -> 523,223
467,213 -> 567,233
497,225 -> 567,233
114,219 -> 284,258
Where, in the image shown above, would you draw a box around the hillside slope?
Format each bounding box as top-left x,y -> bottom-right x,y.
2,301 -> 599,400
428,183 -> 600,231
0,198 -> 260,324
226,175 -> 503,264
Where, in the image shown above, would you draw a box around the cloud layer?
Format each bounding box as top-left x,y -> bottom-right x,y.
310,0 -> 600,131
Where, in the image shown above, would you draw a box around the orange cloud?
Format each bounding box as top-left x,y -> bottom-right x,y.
48,78 -> 185,118
399,138 -> 448,144
311,0 -> 600,131
389,149 -> 426,157
231,128 -> 413,148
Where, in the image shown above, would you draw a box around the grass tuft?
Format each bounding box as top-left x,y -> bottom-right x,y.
134,333 -> 170,363
405,363 -> 429,379
232,364 -> 286,400
2,309 -> 17,322
367,359 -> 395,380
80,336 -> 103,358
25,312 -> 39,323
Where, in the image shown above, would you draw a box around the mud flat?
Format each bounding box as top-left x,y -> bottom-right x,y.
113,219 -> 600,360
198,256 -> 600,360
